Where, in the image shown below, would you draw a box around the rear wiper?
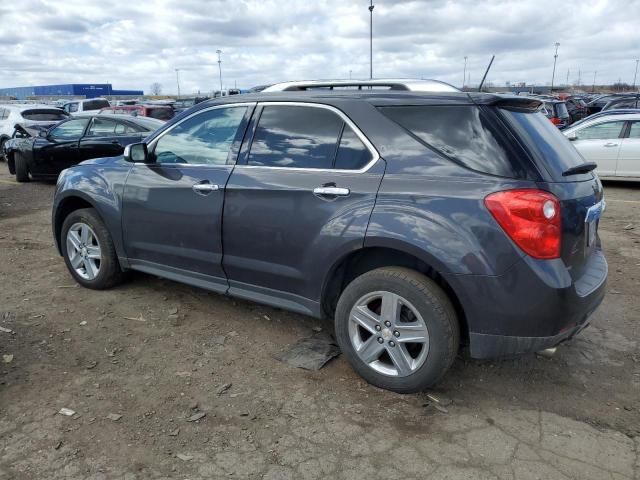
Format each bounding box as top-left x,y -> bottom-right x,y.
562,162 -> 597,176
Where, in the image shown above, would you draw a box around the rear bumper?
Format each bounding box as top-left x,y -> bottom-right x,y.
446,249 -> 607,359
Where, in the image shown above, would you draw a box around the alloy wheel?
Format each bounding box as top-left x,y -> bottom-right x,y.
66,222 -> 102,280
348,290 -> 430,377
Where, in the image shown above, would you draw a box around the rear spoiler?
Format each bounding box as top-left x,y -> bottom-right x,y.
468,94 -> 543,112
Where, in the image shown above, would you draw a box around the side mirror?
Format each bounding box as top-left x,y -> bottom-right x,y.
124,143 -> 149,163
566,131 -> 577,141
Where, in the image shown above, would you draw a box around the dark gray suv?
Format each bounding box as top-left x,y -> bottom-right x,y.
52,91 -> 607,393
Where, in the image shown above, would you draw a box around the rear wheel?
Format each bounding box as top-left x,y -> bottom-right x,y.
335,267 -> 459,393
61,208 -> 125,289
14,152 -> 29,182
0,138 -> 6,162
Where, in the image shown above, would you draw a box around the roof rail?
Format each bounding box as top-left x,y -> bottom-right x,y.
262,78 -> 460,93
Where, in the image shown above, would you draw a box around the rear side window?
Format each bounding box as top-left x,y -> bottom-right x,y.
334,126 -> 372,170
83,99 -> 110,111
248,106 -> 343,169
628,122 -> 640,138
147,107 -> 173,120
88,118 -> 119,136
380,105 -> 524,178
500,109 -> 588,179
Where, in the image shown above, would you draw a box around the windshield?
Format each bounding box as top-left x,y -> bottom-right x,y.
500,109 -> 591,180
21,109 -> 68,121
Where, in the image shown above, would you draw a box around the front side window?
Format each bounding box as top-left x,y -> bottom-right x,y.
153,106 -> 247,165
49,118 -> 89,140
88,118 -> 119,136
575,121 -> 625,140
248,105 -> 343,169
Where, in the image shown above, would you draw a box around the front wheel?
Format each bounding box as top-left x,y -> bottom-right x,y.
14,152 -> 29,182
61,208 -> 125,289
335,267 -> 459,393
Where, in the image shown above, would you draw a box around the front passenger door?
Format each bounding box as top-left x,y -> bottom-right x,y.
122,104 -> 253,290
571,120 -> 626,176
31,118 -> 89,175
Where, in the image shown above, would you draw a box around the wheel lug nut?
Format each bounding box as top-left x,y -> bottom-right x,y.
389,341 -> 395,347
394,331 -> 400,337
384,321 -> 391,327
377,337 -> 384,344
375,325 -> 381,331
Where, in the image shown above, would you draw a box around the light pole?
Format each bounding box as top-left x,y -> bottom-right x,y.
369,1 -> 374,79
175,68 -> 181,97
592,70 -> 597,92
550,42 -> 560,92
216,49 -> 223,94
633,59 -> 639,91
463,56 -> 468,89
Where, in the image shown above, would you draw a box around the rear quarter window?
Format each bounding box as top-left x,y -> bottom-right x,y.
379,105 -> 527,178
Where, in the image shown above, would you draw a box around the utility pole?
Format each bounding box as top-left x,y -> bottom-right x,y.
592,71 -> 597,92
551,42 -> 560,92
577,69 -> 581,87
463,56 -> 468,89
349,69 -> 352,80
369,1 -> 374,79
175,68 -> 181,97
566,69 -> 570,87
633,59 -> 639,91
216,50 -> 223,94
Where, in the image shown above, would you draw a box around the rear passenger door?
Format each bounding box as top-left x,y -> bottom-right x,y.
222,103 -> 385,315
616,121 -> 640,178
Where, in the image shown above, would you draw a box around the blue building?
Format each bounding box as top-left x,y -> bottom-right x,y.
0,83 -> 143,99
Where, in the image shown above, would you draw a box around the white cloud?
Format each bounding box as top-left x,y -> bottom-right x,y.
0,0 -> 639,94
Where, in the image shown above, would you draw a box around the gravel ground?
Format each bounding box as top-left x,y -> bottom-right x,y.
0,168 -> 638,480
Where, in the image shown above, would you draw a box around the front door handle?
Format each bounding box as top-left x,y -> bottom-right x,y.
192,183 -> 220,195
603,142 -> 618,147
313,186 -> 350,197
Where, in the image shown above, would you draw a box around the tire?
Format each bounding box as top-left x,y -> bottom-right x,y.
0,138 -> 6,162
7,154 -> 15,175
14,152 -> 30,182
61,208 -> 125,289
335,267 -> 460,393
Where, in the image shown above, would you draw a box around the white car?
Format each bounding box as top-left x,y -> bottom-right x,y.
0,104 -> 69,159
62,98 -> 111,115
563,112 -> 640,180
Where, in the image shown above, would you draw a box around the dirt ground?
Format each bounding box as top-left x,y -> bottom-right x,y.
0,167 -> 638,480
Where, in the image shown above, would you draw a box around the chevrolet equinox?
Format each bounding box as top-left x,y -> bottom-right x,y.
52,90 -> 607,393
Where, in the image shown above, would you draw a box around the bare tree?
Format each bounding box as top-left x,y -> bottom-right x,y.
150,82 -> 162,95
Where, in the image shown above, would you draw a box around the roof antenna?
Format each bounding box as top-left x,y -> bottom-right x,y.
478,55 -> 495,92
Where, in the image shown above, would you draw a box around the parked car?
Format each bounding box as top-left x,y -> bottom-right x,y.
172,97 -> 209,114
539,99 -> 571,128
586,93 -> 635,115
563,112 -> 640,180
52,90 -> 606,393
564,96 -> 588,123
0,104 -> 69,160
5,113 -> 163,182
100,104 -> 175,121
601,95 -> 640,111
62,98 -> 111,115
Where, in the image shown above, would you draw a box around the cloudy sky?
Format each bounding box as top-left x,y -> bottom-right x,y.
1,0 -> 639,95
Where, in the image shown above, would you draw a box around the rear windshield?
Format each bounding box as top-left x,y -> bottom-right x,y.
147,107 -> 173,120
555,102 -> 569,118
379,105 -> 527,178
83,99 -> 110,111
500,109 -> 589,180
130,117 -> 163,131
20,109 -> 68,121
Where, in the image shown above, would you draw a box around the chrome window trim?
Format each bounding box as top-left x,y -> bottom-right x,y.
144,102 -> 257,167
236,101 -> 380,174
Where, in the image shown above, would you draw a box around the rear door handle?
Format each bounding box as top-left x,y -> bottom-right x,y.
192,183 -> 220,195
603,143 -> 618,147
313,186 -> 350,197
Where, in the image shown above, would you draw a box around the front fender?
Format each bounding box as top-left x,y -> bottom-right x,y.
53,163 -> 129,259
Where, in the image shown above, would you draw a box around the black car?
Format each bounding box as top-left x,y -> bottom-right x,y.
586,93 -> 636,114
540,99 -> 571,128
52,90 -> 607,393
5,114 -> 163,182
601,94 -> 640,111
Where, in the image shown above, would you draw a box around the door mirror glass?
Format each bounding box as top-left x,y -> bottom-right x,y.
124,143 -> 148,163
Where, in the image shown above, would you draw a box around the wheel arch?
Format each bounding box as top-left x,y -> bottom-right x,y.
53,194 -> 101,255
320,245 -> 469,342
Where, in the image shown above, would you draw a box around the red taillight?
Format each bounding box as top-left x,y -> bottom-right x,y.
484,189 -> 561,259
550,117 -> 562,125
